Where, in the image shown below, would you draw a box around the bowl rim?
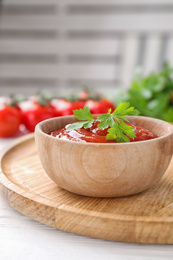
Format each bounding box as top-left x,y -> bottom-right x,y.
35,115 -> 173,146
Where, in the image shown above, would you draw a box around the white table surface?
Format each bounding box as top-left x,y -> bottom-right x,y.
0,136 -> 173,260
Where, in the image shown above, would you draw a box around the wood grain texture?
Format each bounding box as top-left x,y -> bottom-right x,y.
0,133 -> 173,244
35,115 -> 173,197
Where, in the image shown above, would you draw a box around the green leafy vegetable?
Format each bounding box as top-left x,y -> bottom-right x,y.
66,106 -> 94,131
97,102 -> 139,142
125,62 -> 173,122
106,123 -> 131,143
73,106 -> 94,121
66,121 -> 91,131
66,102 -> 139,143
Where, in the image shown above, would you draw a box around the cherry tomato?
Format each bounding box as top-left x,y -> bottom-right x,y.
18,99 -> 54,132
85,99 -> 115,114
85,100 -> 100,114
97,99 -> 116,113
0,104 -> 21,137
50,99 -> 73,116
79,91 -> 89,100
71,100 -> 86,111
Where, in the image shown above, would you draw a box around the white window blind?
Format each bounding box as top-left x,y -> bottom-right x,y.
0,0 -> 173,96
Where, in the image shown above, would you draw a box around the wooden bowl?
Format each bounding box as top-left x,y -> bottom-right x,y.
35,116 -> 173,197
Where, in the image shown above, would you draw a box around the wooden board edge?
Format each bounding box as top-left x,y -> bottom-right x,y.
0,181 -> 57,228
56,204 -> 173,244
0,134 -> 173,244
0,134 -> 62,208
0,133 -> 173,224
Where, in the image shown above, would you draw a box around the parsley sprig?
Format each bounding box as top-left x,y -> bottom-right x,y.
67,102 -> 140,143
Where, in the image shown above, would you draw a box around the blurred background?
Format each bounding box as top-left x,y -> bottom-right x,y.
1,0 -> 173,97
1,0 -> 173,138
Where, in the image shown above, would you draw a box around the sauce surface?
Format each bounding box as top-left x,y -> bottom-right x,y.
50,121 -> 157,143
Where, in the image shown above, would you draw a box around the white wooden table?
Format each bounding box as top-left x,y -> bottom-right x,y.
0,137 -> 173,260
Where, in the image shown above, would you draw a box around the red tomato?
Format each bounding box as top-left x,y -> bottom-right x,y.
71,100 -> 86,111
85,100 -> 100,114
85,99 -> 115,114
97,99 -> 116,113
0,104 -> 21,137
79,91 -> 89,100
50,99 -> 73,116
18,99 -> 54,132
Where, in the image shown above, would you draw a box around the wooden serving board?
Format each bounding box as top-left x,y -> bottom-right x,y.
0,134 -> 173,244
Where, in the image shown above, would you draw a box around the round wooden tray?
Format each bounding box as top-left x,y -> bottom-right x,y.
0,134 -> 173,244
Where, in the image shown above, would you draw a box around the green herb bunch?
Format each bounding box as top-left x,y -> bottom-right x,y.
126,63 -> 173,122
67,102 -> 139,143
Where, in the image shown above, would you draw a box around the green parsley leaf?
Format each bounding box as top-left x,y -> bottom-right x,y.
73,106 -> 94,121
113,102 -> 139,117
66,121 -> 89,131
67,102 -> 140,143
66,120 -> 94,131
97,114 -> 115,130
97,113 -> 111,121
125,107 -> 140,116
124,62 -> 173,122
67,106 -> 94,131
115,115 -> 129,122
106,123 -> 130,143
83,121 -> 94,128
119,121 -> 136,138
113,101 -> 130,115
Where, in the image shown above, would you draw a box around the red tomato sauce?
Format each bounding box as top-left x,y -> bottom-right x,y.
50,121 -> 158,143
